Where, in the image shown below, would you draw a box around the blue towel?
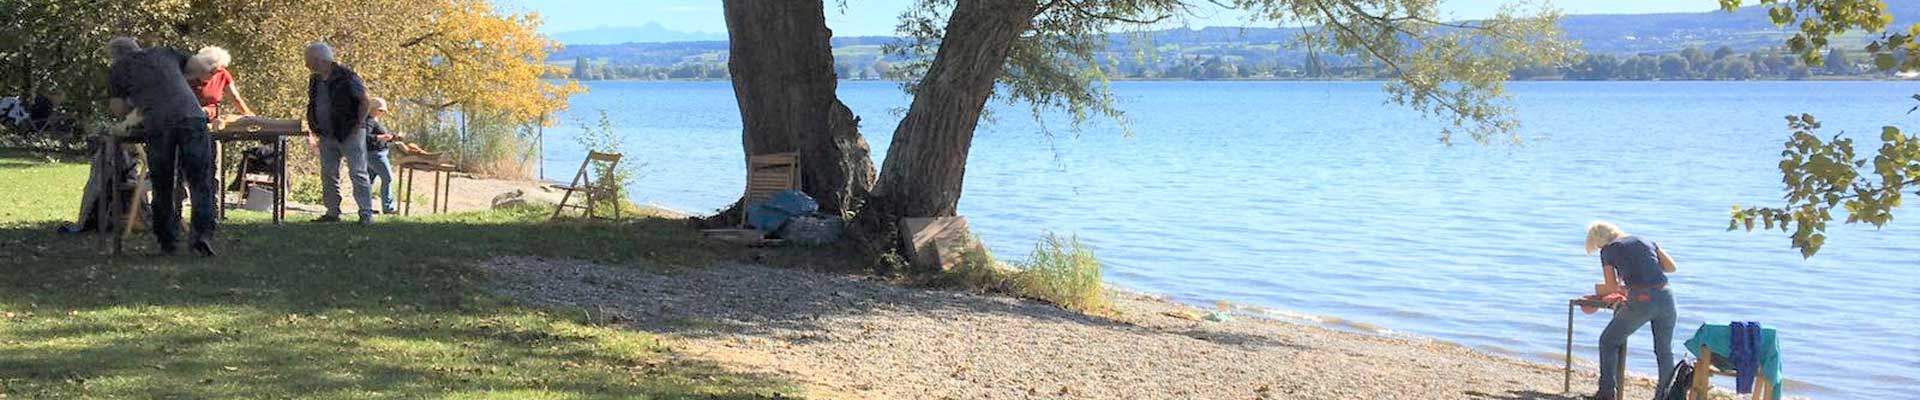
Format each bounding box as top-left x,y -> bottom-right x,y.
1729,321 -> 1761,394
1742,322 -> 1763,392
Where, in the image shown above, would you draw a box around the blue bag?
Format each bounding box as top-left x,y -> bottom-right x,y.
746,189 -> 819,233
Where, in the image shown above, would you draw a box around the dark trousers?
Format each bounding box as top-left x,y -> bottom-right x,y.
146,117 -> 217,249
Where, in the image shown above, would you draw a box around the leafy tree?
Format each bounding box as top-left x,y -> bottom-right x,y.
0,0 -> 191,120
1721,58 -> 1757,80
1824,48 -> 1854,75
1659,54 -> 1691,79
1713,45 -> 1737,61
1680,45 -> 1709,76
2,0 -> 576,175
1723,0 -> 1920,256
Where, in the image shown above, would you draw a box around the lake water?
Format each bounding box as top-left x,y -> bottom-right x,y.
538,80 -> 1919,399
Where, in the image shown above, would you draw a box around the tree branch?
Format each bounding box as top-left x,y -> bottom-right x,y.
1308,0 -> 1479,123
1061,0 -> 1172,24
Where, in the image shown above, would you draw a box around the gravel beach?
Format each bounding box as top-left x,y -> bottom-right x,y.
480,256 -> 1664,399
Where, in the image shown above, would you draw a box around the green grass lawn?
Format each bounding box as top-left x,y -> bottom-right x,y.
0,149 -> 796,399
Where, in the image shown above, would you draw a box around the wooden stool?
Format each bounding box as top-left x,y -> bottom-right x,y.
1690,345 -> 1775,400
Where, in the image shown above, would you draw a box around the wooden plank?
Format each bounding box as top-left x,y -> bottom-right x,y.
899,217 -> 978,271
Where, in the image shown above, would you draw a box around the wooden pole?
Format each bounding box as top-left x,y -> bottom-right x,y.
1566,300 -> 1575,394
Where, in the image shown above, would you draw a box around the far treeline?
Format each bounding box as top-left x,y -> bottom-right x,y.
555,44 -> 1895,82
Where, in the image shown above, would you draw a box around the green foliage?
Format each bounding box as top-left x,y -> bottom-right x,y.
1011,233 -> 1111,314
1721,0 -> 1900,69
567,110 -> 641,217
1732,115 -> 1920,257
1723,0 -> 1920,256
0,0 -> 189,120
886,0 -> 1573,143
930,238 -> 1014,292
926,233 -> 1108,314
1229,0 -> 1576,144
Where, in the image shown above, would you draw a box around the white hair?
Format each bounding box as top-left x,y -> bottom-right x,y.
1584,221 -> 1626,255
305,42 -> 335,62
369,97 -> 388,111
195,46 -> 232,69
106,37 -> 140,61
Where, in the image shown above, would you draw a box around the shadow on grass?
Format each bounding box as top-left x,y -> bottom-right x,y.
0,208 -> 798,398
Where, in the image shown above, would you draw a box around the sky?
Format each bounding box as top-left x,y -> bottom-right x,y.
496,0 -> 1728,37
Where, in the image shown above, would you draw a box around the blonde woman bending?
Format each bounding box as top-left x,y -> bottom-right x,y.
1585,221 -> 1680,400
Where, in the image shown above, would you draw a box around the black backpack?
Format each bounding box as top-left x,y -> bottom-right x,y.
1663,360 -> 1695,400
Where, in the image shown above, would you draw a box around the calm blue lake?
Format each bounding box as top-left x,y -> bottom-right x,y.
539,80 -> 1919,399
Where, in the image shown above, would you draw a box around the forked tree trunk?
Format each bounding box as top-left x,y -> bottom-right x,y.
851,0 -> 1039,254
719,0 -> 874,219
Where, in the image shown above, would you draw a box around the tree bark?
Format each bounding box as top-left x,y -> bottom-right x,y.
851,0 -> 1039,255
719,0 -> 874,220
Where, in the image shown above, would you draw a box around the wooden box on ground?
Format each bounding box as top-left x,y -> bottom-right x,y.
899,216 -> 982,271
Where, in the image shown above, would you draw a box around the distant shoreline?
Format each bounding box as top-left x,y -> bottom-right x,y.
559,76 -> 1907,83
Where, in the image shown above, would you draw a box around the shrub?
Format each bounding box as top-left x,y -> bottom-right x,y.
1012,233 -> 1110,313
568,110 -> 641,217
934,232 -> 1111,314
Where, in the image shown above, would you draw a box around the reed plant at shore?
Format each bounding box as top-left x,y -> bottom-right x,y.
938,233 -> 1111,314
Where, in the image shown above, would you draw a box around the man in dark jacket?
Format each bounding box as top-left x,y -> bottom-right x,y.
303,42 -> 375,225
106,37 -> 218,256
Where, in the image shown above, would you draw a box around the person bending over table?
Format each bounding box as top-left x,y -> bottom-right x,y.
105,36 -> 218,257
1584,221 -> 1680,400
303,42 -> 376,225
185,46 -> 254,118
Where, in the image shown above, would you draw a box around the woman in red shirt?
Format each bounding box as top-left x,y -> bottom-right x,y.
186,46 -> 254,118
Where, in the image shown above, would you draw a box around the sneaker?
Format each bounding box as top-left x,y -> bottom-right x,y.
158,244 -> 178,256
190,240 -> 216,257
382,207 -> 398,215
359,214 -> 374,226
312,215 -> 341,223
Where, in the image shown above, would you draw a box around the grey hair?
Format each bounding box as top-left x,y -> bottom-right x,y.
106,37 -> 140,61
305,42 -> 335,62
195,46 -> 233,69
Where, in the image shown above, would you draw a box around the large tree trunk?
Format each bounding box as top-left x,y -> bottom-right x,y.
718,0 -> 874,220
851,0 -> 1038,255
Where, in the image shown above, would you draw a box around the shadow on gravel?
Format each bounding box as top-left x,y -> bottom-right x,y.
1463,389 -> 1583,400
485,258 -> 1316,351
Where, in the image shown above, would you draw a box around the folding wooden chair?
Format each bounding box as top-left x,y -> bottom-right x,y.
741,152 -> 800,222
1691,344 -> 1777,400
551,151 -> 623,220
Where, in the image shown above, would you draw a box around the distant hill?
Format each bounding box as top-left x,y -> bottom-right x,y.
551,2 -> 1920,81
551,22 -> 725,45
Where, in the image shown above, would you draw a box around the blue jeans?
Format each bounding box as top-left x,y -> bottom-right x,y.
1599,287 -> 1677,399
145,117 -> 217,248
366,149 -> 393,212
317,130 -> 371,218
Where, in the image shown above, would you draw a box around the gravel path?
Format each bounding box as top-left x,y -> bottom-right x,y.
480,256 -> 1662,400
